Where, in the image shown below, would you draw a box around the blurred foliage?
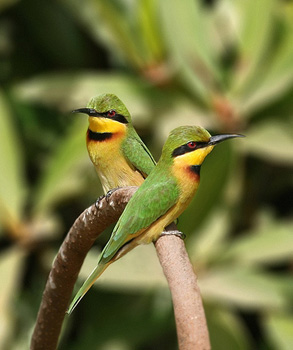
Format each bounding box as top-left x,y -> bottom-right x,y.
0,0 -> 293,349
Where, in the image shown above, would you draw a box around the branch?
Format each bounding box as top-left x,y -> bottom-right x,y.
155,223 -> 210,350
30,187 -> 210,350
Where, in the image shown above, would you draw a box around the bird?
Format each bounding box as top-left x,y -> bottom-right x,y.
73,93 -> 156,194
67,125 -> 244,313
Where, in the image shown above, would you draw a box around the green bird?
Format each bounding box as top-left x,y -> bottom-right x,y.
68,125 -> 244,313
73,93 -> 156,194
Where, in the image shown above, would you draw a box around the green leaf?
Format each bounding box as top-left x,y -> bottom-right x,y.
12,72 -> 153,126
158,0 -> 221,102
62,0 -> 145,67
200,267 -> 287,310
32,117 -> 88,216
206,307 -> 250,350
0,0 -> 19,12
236,6 -> 293,116
188,207 -> 231,264
231,0 -> 275,96
0,91 -> 26,231
264,314 -> 293,350
77,244 -> 167,291
223,219 -> 293,266
242,120 -> 293,165
0,248 -> 25,349
137,0 -> 165,64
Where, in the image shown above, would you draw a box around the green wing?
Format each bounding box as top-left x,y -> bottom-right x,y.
68,171 -> 178,314
100,175 -> 179,263
122,130 -> 156,177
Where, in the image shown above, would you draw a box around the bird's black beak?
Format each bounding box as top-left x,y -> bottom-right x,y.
208,133 -> 245,146
72,108 -> 99,117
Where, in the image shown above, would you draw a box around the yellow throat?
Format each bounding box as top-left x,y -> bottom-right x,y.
86,117 -> 145,193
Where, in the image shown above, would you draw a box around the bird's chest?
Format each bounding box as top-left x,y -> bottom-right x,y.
87,137 -> 123,168
87,137 -> 143,193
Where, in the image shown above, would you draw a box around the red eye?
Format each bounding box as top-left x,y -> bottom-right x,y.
107,109 -> 116,117
187,141 -> 197,149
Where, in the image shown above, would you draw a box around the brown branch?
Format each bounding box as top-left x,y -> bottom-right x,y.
30,187 -> 210,350
155,223 -> 210,350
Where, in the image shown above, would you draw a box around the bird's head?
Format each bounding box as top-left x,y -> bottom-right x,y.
161,126 -> 244,177
72,93 -> 131,134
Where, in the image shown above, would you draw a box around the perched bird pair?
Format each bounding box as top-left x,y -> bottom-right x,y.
68,93 -> 243,313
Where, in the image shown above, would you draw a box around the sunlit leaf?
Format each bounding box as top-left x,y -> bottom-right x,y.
242,120 -> 293,165
206,307 -> 250,350
154,95 -> 214,144
188,207 -> 231,264
62,0 -> 145,67
223,219 -> 293,265
236,9 -> 293,116
137,0 -> 165,64
0,248 -> 25,349
0,0 -> 19,12
158,0 -> 221,102
232,0 -> 275,96
77,244 -> 167,291
207,0 -> 240,57
12,72 -> 153,126
200,267 -> 287,310
264,314 -> 293,350
32,117 -> 88,216
0,91 -> 26,233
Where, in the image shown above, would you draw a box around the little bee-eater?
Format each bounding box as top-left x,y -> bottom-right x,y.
68,125 -> 244,313
73,93 -> 156,194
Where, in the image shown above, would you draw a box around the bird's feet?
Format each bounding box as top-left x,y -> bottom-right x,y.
160,230 -> 186,240
95,187 -> 122,209
105,187 -> 121,202
95,194 -> 105,210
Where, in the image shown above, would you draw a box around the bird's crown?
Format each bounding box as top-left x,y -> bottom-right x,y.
162,126 -> 211,158
87,93 -> 132,122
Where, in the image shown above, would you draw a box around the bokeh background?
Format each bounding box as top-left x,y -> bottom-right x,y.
1,0 -> 293,349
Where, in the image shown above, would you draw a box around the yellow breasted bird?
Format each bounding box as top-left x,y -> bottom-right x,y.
68,125 -> 244,313
73,93 -> 156,194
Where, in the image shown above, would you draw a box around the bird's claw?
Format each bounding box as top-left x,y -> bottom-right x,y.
94,188 -> 122,210
95,194 -> 105,210
159,230 -> 186,240
105,187 -> 121,202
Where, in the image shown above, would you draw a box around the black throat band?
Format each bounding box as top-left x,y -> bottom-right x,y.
190,165 -> 201,175
88,129 -> 112,141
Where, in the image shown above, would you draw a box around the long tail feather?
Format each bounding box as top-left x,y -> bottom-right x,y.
67,262 -> 109,314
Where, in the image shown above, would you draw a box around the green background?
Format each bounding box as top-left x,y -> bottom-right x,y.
0,0 -> 293,349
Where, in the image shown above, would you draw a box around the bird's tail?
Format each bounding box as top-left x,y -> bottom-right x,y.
67,262 -> 109,314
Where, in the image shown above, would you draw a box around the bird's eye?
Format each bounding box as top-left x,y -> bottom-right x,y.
107,110 -> 116,117
187,141 -> 197,149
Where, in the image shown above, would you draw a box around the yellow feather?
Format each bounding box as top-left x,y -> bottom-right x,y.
172,145 -> 214,200
88,116 -> 126,134
87,117 -> 144,193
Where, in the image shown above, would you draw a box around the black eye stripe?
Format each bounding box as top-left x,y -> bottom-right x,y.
172,141 -> 208,157
101,111 -> 128,124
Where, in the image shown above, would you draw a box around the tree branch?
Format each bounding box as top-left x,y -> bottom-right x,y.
155,223 -> 210,350
30,187 -> 210,350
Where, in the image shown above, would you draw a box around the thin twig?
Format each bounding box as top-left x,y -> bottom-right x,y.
30,187 -> 210,350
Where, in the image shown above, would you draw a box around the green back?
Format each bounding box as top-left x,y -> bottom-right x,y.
122,126 -> 156,176
100,162 -> 179,263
